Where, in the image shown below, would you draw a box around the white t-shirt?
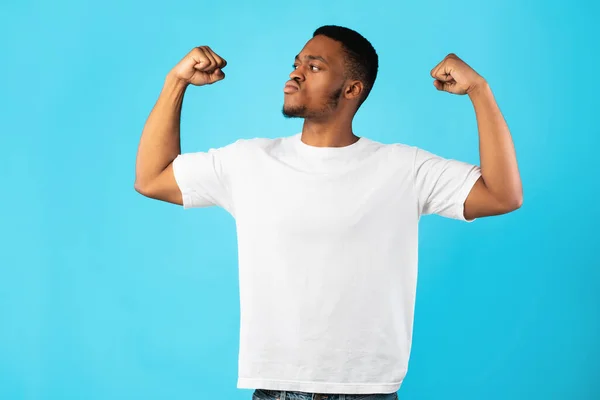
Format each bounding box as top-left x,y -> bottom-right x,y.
172,132 -> 482,395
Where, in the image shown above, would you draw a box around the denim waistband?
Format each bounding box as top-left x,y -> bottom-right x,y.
253,389 -> 398,400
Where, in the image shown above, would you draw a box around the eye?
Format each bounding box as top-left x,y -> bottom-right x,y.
291,64 -> 320,71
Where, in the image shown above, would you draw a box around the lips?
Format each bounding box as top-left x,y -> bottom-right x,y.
284,81 -> 299,94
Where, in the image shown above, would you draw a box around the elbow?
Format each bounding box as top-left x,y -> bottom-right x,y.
134,179 -> 150,197
505,194 -> 523,212
514,196 -> 524,209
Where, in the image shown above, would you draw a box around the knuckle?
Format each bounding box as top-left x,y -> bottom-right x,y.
191,48 -> 204,58
205,46 -> 216,57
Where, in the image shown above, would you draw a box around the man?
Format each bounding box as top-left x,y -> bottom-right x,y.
134,25 -> 523,400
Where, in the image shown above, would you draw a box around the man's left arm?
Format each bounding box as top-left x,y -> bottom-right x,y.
430,53 -> 523,220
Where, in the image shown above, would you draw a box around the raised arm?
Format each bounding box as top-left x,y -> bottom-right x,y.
430,53 -> 523,219
134,46 -> 227,205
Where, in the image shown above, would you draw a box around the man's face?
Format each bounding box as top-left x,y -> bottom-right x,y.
282,35 -> 348,119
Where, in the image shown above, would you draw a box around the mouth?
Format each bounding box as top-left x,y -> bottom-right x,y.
283,81 -> 299,94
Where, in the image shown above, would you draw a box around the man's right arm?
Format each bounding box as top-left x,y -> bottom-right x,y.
134,74 -> 187,205
133,46 -> 227,205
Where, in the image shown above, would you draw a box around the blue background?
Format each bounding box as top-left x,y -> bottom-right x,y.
1,0 -> 598,399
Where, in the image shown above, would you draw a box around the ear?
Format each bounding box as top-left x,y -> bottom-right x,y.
344,80 -> 364,101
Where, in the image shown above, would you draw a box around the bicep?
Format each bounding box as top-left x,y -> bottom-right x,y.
136,162 -> 183,206
463,176 -> 512,220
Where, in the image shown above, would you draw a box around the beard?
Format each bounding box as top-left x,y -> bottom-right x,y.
282,85 -> 344,119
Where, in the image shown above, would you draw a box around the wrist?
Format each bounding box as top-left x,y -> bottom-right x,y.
165,72 -> 189,91
467,78 -> 490,99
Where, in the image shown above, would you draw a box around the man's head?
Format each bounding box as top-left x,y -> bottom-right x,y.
282,25 -> 378,120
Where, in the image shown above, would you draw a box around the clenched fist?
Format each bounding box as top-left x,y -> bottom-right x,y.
430,53 -> 485,95
169,46 -> 227,86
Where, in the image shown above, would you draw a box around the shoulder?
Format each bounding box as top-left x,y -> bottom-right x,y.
233,136 -> 286,150
233,135 -> 298,158
205,136 -> 278,159
363,137 -> 418,165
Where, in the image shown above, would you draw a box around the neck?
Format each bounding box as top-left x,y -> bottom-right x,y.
300,116 -> 358,148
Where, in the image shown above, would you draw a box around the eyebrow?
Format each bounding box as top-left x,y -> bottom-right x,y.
294,54 -> 329,65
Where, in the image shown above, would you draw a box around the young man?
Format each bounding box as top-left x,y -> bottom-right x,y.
134,25 -> 522,400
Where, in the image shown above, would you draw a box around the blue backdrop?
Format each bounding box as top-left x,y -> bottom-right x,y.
1,0 -> 598,399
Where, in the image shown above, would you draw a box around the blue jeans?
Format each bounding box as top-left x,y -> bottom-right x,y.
252,389 -> 399,400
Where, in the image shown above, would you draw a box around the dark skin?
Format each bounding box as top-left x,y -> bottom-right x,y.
135,35 -> 521,219
282,36 -> 523,219
282,35 -> 364,148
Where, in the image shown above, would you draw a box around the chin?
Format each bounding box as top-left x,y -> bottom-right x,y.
282,103 -> 308,118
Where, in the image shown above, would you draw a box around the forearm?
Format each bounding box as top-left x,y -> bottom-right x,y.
134,73 -> 188,189
469,82 -> 523,207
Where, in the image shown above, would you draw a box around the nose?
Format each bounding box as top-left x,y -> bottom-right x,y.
289,66 -> 305,82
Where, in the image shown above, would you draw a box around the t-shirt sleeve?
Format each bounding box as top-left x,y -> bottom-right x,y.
413,147 -> 482,222
171,139 -> 241,214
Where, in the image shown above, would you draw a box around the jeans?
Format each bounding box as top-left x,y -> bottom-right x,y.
252,389 -> 399,400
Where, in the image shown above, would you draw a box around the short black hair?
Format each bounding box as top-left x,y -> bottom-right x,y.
313,25 -> 378,110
